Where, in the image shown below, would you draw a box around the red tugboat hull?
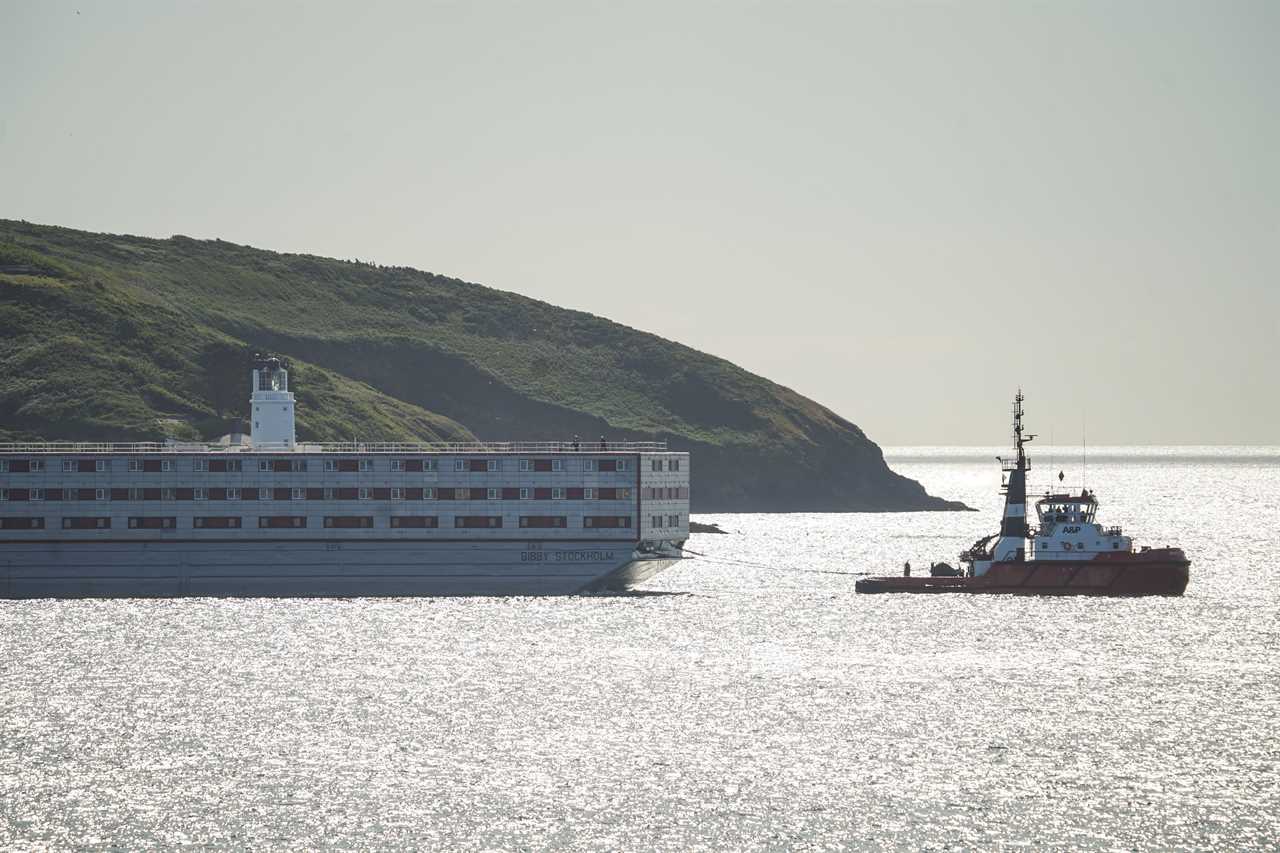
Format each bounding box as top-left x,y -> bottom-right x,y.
855,548 -> 1189,596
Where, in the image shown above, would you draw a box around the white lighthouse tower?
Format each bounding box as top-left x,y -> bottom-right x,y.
249,354 -> 296,448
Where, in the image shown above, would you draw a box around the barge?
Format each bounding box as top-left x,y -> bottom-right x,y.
0,357 -> 690,598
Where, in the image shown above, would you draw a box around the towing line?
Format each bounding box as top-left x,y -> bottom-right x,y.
680,547 -> 876,577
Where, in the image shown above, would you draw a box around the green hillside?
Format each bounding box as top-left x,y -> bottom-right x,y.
0,219 -> 963,511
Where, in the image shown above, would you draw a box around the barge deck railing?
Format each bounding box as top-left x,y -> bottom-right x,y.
0,440 -> 671,455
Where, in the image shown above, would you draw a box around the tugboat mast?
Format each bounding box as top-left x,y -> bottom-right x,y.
987,391 -> 1034,570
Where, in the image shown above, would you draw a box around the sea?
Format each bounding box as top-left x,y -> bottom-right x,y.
1,447 -> 1277,850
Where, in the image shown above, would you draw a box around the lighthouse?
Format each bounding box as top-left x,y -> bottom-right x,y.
249,354 -> 296,448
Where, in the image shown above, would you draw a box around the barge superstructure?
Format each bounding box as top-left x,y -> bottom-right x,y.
0,357 -> 690,597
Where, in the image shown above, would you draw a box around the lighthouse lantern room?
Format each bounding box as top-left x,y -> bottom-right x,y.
250,354 -> 296,448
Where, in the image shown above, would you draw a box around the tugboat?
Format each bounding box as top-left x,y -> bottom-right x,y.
856,392 -> 1189,596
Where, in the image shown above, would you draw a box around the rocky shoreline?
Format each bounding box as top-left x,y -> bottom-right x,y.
689,521 -> 728,534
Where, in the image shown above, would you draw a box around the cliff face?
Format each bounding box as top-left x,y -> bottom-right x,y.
0,220 -> 963,511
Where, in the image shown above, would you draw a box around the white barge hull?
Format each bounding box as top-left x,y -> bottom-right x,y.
0,540 -> 683,598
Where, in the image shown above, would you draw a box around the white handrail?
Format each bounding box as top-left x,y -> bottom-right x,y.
0,440 -> 671,454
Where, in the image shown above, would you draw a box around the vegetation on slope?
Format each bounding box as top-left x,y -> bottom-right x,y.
0,219 -> 962,511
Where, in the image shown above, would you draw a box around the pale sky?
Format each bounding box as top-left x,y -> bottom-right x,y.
3,1 -> 1277,444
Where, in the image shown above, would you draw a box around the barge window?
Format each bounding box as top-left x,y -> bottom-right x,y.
62,517 -> 111,530
519,516 -> 567,528
454,459 -> 466,472
585,516 -> 632,529
552,459 -> 563,472
96,488 -> 107,501
358,487 -> 370,500
487,488 -> 499,500
391,488 -> 403,500
584,488 -> 594,500
324,460 -> 337,472
129,459 -> 143,472
391,460 -> 405,472
552,487 -> 563,500
519,488 -> 530,500
259,516 -> 307,529
391,516 -> 438,529
292,487 -> 305,500
584,460 -> 596,472
194,517 -> 241,529
29,460 -> 44,472
359,460 -> 372,473
226,487 -> 240,500
454,515 -> 503,529
520,459 -> 532,472
62,459 -> 76,472
423,487 -> 435,500
258,459 -> 270,472
128,517 -> 176,530
323,516 -> 373,529
0,461 -> 6,473
30,489 -> 44,501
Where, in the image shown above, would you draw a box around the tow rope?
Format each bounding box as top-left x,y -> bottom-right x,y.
680,547 -> 878,577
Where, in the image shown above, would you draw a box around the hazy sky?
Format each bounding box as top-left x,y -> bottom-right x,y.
3,1 -> 1277,444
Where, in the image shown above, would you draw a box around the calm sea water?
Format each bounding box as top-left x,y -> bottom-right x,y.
1,447 -> 1277,849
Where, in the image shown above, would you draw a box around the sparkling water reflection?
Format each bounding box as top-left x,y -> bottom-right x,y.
1,448 -> 1276,848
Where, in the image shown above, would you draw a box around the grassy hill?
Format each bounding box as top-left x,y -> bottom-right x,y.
0,219 -> 963,511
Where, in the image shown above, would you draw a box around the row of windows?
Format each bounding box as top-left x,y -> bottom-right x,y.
650,515 -> 683,528
0,457 -> 646,474
649,459 -> 682,472
645,487 -> 687,500
0,486 -> 641,502
0,515 -> 637,531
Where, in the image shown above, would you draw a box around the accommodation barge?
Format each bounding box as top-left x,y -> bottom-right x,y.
0,358 -> 690,597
